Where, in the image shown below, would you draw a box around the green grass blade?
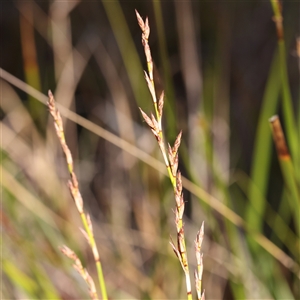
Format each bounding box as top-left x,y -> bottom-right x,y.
269,115 -> 300,235
152,1 -> 177,137
234,171 -> 299,258
3,260 -> 39,296
278,40 -> 299,164
270,0 -> 299,168
247,52 -> 281,232
102,0 -> 149,108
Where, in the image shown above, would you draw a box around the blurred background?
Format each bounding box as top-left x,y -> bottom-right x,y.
1,1 -> 299,299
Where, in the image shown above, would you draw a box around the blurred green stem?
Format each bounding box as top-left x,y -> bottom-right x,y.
247,52 -> 281,233
102,0 -> 148,108
270,0 -> 299,167
152,0 -> 177,138
269,116 -> 300,235
81,213 -> 108,300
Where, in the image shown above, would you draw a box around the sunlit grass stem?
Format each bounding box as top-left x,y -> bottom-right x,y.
136,10 -> 205,300
48,91 -> 108,300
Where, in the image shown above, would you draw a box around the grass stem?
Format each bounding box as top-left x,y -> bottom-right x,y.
48,91 -> 108,300
136,10 -> 205,300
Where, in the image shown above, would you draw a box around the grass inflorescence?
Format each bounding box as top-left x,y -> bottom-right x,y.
136,10 -> 205,300
48,91 -> 108,300
1,2 -> 300,299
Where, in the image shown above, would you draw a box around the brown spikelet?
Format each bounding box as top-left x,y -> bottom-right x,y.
195,222 -> 205,300
173,131 -> 182,155
172,153 -> 179,177
176,171 -> 183,196
135,10 -> 145,31
135,11 -> 203,300
67,180 -> 83,214
170,239 -> 185,270
139,108 -> 154,129
150,113 -> 159,133
158,91 -> 164,117
59,246 -> 98,300
48,90 -> 107,300
144,71 -> 157,103
135,10 -> 150,41
269,115 -> 290,160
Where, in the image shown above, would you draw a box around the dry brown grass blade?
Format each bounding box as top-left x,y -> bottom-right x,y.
1,165 -> 66,229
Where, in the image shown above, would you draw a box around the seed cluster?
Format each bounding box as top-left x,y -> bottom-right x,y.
136,10 -> 204,300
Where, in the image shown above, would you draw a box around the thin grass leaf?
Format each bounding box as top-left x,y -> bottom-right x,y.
247,51 -> 281,233
269,115 -> 300,235
102,1 -> 149,109
270,0 -> 299,166
48,91 -> 107,300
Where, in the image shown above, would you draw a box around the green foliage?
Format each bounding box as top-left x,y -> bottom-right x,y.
1,1 -> 299,299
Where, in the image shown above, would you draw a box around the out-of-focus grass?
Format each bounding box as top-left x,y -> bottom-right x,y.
1,1 -> 299,299
246,51 -> 281,235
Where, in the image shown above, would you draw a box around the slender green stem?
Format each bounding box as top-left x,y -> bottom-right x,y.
278,41 -> 298,163
247,52 -> 281,233
136,11 -> 193,299
269,115 -> 300,236
101,0 -> 149,109
48,91 -> 107,300
81,214 -> 108,300
152,0 -> 177,138
270,0 -> 299,165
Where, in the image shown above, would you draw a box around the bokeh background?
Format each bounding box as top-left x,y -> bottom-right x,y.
1,1 -> 299,299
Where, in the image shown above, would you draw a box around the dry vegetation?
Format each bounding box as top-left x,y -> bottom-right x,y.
1,1 -> 299,299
